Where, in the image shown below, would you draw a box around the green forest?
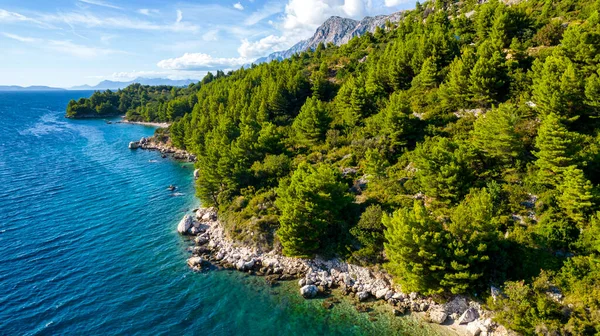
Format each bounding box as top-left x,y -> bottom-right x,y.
67,0 -> 600,333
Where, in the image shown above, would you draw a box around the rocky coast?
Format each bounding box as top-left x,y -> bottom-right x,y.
131,134 -> 511,336
179,208 -> 513,336
128,136 -> 196,162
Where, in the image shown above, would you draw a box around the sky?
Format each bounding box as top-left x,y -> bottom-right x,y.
0,0 -> 417,87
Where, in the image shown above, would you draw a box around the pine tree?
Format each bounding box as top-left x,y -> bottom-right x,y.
384,201 -> 446,295
469,42 -> 505,107
292,97 -> 330,147
412,137 -> 477,204
534,113 -> 575,186
531,55 -> 584,120
472,104 -> 523,164
442,188 -> 501,294
411,57 -> 438,90
275,163 -> 352,257
557,166 -> 594,225
585,71 -> 600,112
439,49 -> 475,111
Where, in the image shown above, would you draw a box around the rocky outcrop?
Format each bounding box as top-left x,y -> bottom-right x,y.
129,136 -> 196,162
180,208 -> 510,336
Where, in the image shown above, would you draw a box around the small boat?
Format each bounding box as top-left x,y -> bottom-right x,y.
167,185 -> 177,191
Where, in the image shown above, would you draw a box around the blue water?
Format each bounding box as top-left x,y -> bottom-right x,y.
0,92 -> 445,335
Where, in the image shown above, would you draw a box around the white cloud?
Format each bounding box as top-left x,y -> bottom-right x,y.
2,32 -> 37,43
244,1 -> 283,26
2,32 -> 124,58
0,9 -> 53,28
238,35 -> 289,58
78,0 -> 122,10
234,2 -> 245,10
38,10 -> 199,33
138,8 -> 160,16
157,53 -> 248,71
202,29 -> 219,41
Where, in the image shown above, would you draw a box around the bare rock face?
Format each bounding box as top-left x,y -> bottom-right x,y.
254,11 -> 405,64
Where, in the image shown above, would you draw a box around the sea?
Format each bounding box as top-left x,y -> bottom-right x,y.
0,91 -> 447,335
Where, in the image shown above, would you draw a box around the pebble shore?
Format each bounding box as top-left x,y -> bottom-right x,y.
179,208 -> 514,336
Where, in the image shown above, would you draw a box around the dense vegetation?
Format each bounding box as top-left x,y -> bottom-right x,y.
69,0 -> 600,333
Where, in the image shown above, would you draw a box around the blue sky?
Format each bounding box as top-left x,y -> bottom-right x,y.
0,0 -> 416,87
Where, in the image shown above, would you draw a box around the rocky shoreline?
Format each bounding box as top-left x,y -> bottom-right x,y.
179,208 -> 513,336
128,136 -> 196,162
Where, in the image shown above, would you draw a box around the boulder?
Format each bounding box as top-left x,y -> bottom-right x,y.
300,285 -> 318,298
195,236 -> 209,245
177,215 -> 194,234
458,308 -> 479,325
466,321 -> 482,336
193,169 -> 200,180
409,292 -> 418,300
187,257 -> 203,267
236,259 -> 256,271
202,207 -> 218,221
128,141 -> 139,149
357,291 -> 370,302
426,306 -> 448,324
375,288 -> 388,300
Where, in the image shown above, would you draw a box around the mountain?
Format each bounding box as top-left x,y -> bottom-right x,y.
71,78 -> 196,90
0,85 -> 66,92
253,11 -> 405,64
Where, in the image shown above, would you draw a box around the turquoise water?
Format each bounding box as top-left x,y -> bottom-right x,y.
0,92 -> 445,335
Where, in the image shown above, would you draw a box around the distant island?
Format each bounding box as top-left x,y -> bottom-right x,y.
1,78 -> 197,92
0,85 -> 66,92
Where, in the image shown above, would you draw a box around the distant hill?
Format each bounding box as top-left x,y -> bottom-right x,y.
71,78 -> 196,90
253,11 -> 405,64
0,85 -> 66,92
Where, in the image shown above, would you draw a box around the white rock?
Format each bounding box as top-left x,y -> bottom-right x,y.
409,292 -> 418,300
177,214 -> 194,234
384,290 -> 394,301
357,291 -> 370,302
427,306 -> 448,324
300,285 -> 318,298
375,288 -> 388,300
193,169 -> 200,179
458,308 -> 479,325
392,293 -> 406,301
466,321 -> 482,336
298,279 -> 306,287
128,141 -> 139,149
187,257 -> 203,267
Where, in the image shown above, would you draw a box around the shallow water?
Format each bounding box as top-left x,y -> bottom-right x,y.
0,91 -> 446,335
